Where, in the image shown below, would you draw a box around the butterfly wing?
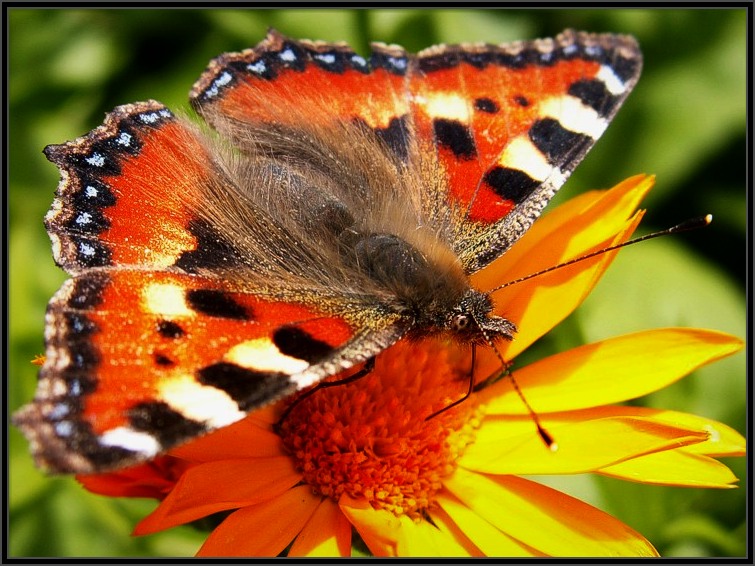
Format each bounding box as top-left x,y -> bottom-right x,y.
190,29 -> 642,274
16,103 -> 409,473
409,30 -> 643,272
190,29 -> 413,159
14,269 -> 406,473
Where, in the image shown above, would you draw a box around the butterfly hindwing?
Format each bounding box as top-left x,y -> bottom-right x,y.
15,268 -> 405,473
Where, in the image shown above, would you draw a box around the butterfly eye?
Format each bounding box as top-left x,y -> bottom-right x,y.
452,313 -> 472,331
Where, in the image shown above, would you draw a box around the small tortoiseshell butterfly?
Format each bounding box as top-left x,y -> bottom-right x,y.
14,29 -> 642,473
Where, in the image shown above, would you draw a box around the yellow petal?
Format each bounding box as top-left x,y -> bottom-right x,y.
395,513 -> 476,556
444,468 -> 658,557
636,408 -> 746,457
474,174 -> 654,289
197,485 -> 319,557
339,495 -> 471,557
501,218 -> 640,360
473,175 -> 654,361
425,503 -> 487,556
135,456 -> 300,535
288,498 -> 352,557
598,450 -> 740,488
436,492 -> 543,556
338,495 -> 402,557
460,413 -> 707,475
480,328 -> 743,414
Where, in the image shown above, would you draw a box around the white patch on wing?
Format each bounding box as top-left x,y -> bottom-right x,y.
596,65 -> 627,95
99,427 -> 161,456
539,96 -> 607,138
225,339 -> 310,375
498,136 -> 560,183
143,282 -> 193,316
157,374 -> 246,428
417,92 -> 471,123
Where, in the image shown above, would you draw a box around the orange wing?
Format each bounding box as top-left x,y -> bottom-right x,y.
14,269 -> 405,473
190,29 -> 642,271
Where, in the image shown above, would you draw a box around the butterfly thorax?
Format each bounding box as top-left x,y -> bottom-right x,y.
348,231 -> 517,344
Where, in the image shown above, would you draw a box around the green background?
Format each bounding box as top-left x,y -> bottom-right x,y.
8,8 -> 746,558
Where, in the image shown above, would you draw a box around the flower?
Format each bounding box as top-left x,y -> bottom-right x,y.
78,175 -> 745,557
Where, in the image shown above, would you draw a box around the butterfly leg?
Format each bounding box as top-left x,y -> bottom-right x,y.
274,358 -> 376,432
424,346 -> 514,421
425,346 -> 479,421
472,362 -> 513,393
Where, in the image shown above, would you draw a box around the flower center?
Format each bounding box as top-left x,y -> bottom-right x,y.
277,339 -> 482,519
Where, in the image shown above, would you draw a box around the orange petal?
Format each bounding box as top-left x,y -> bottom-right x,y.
288,498 -> 352,557
134,456 -> 300,535
460,413 -> 707,475
436,492 -> 543,556
480,328 -> 743,414
598,450 -> 740,488
444,468 -> 658,556
169,411 -> 281,462
77,456 -> 189,499
339,495 -> 473,557
197,485 -> 320,557
473,174 -> 654,361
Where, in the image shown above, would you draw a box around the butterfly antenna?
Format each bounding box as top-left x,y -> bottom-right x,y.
489,214 -> 712,293
473,313 -> 557,451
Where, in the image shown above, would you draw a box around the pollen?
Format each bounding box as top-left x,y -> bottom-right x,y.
277,339 -> 482,520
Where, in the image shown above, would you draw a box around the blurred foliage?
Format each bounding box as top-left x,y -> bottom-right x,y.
8,7 -> 746,558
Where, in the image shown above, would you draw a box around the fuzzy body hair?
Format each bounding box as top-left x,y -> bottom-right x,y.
174,98 -> 484,335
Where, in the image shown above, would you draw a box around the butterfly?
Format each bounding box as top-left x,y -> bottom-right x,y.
14,29 -> 642,473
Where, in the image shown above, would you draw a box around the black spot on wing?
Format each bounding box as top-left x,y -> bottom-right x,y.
568,79 -> 617,117
529,118 -> 593,165
374,116 -> 411,162
309,50 -> 351,74
175,218 -> 244,273
433,119 -> 476,160
156,320 -> 185,339
609,54 -> 642,85
64,208 -> 110,235
198,362 -> 293,411
63,312 -> 98,338
70,179 -> 117,209
483,167 -> 541,204
66,272 -> 107,310
154,353 -> 175,367
186,289 -> 250,320
276,41 -> 308,72
273,326 -> 336,365
127,401 -> 205,448
514,95 -> 530,107
474,97 -> 499,113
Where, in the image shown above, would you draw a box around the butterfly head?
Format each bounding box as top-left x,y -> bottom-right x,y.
445,288 -> 517,345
